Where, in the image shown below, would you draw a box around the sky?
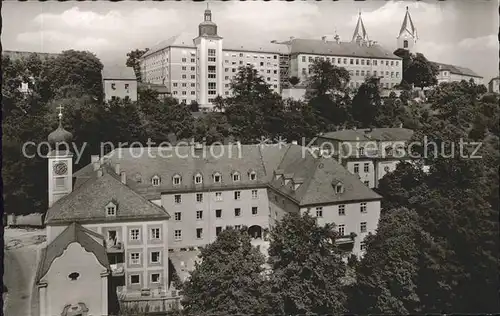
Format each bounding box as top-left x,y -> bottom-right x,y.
2,0 -> 498,81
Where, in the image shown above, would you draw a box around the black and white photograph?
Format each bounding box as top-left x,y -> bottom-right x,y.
2,0 -> 499,315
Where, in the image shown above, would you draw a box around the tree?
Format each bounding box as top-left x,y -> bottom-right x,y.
126,48 -> 149,82
230,65 -> 276,101
348,208 -> 426,314
181,227 -> 270,314
193,112 -> 231,144
305,59 -> 350,99
267,212 -> 347,314
405,53 -> 438,90
351,76 -> 382,127
288,76 -> 300,87
373,91 -> 408,127
189,100 -> 200,112
45,50 -> 104,101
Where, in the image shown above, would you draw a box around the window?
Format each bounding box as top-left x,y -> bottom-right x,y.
151,228 -> 160,239
252,207 -> 258,215
360,202 -> 367,213
338,224 -> 345,236
235,225 -> 241,230
194,174 -> 203,184
338,204 -> 345,216
364,181 -> 370,186
350,59 -> 353,65
130,229 -> 140,241
130,274 -> 140,284
182,66 -> 186,71
302,56 -> 306,62
251,189 -> 258,199
215,192 -> 222,201
356,59 -> 359,65
182,75 -> 186,79
361,70 -> 365,76
182,58 -> 186,62
373,60 -> 377,66
208,82 -> 216,89
106,204 -> 116,216
360,242 -> 366,251
361,59 -> 365,65
175,212 -> 181,221
234,208 -> 241,217
354,163 -> 359,173
364,163 -> 369,172
232,172 -> 240,182
316,207 -> 323,218
196,193 -> 203,203
68,272 -> 80,281
196,228 -> 203,239
125,84 -> 129,91
173,83 -> 178,87
234,191 -> 241,200
216,226 -> 222,236
360,222 -> 367,233
130,252 -> 140,265
403,40 -> 408,48
174,194 -> 182,204
111,83 -> 116,90
355,70 -> 359,76
151,251 -> 161,263
152,175 -> 160,186
151,273 -> 160,283
213,173 -> 221,183
174,230 -> 182,241
196,210 -> 203,220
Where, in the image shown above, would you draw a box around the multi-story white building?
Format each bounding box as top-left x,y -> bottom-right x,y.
140,7 -> 285,110
488,77 -> 499,93
434,62 -> 484,85
312,127 -> 415,189
102,66 -> 138,102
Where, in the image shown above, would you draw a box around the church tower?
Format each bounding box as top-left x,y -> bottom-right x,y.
351,12 -> 369,45
193,4 -> 224,110
397,6 -> 418,52
47,106 -> 73,208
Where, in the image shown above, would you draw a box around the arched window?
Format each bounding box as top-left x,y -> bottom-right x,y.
213,172 -> 222,183
172,174 -> 181,185
403,40 -> 409,48
194,173 -> 203,184
151,175 -> 161,186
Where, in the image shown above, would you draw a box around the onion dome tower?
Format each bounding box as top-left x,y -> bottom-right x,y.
48,105 -> 73,150
47,105 -> 74,208
198,3 -> 218,37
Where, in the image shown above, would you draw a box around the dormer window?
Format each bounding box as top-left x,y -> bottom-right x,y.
232,172 -> 240,182
213,172 -> 222,183
106,201 -> 117,216
358,147 -> 364,156
249,171 -> 257,181
173,174 -> 181,185
293,182 -> 301,190
194,173 -> 203,184
135,173 -> 142,183
334,182 -> 344,194
152,175 -> 161,186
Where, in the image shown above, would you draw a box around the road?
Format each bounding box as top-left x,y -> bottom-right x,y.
3,248 -> 39,316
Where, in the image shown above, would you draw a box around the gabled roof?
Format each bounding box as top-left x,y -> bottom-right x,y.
489,77 -> 500,83
320,128 -> 414,142
102,66 -> 137,80
352,13 -> 369,42
398,7 -> 417,38
46,169 -> 170,224
433,62 -> 482,78
269,145 -> 381,206
35,222 -> 109,283
142,32 -> 197,58
287,38 -> 400,60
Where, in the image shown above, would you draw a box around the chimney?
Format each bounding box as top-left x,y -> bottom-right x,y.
115,163 -> 120,175
93,161 -> 100,171
121,172 -> 126,185
91,155 -> 99,163
321,36 -> 327,42
97,169 -> 103,178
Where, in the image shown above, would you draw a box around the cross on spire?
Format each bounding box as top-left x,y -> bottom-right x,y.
56,105 -> 64,124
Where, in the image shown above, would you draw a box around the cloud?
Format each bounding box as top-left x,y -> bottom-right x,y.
458,34 -> 497,50
18,6 -> 182,53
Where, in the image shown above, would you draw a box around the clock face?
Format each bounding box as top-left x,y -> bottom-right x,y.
53,162 -> 68,176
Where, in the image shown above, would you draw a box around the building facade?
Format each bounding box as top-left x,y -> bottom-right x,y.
102,66 -> 138,102
488,77 -> 500,93
140,7 -> 283,109
312,127 -> 414,189
434,62 -> 484,85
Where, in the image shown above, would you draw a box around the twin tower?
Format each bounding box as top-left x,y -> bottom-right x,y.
352,6 -> 418,52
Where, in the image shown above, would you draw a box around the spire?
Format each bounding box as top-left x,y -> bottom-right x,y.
352,11 -> 369,42
48,104 -> 73,148
398,6 -> 417,39
56,104 -> 63,126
